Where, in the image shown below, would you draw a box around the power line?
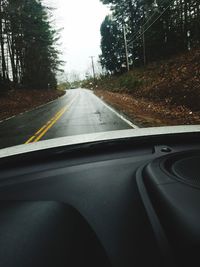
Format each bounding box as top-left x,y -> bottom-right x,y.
127,0 -> 173,66
134,3 -> 171,42
127,0 -> 173,46
139,0 -> 168,31
127,8 -> 159,46
127,1 -> 163,45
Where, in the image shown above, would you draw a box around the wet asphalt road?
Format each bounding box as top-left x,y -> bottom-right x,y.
0,89 -> 136,149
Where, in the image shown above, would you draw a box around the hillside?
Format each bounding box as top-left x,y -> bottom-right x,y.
89,49 -> 200,127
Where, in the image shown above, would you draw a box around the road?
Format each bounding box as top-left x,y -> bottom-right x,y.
0,89 -> 137,149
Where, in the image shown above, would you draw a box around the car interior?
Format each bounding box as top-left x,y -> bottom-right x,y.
0,131 -> 200,267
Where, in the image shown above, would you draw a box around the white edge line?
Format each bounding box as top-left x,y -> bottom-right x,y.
0,91 -> 67,124
91,91 -> 139,129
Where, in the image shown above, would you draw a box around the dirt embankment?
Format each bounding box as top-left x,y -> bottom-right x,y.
93,49 -> 200,127
0,89 -> 65,121
95,90 -> 200,127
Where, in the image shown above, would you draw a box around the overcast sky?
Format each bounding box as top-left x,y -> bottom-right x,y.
43,0 -> 109,77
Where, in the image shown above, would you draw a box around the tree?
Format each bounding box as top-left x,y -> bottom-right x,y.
0,0 -> 61,92
100,0 -> 200,71
100,15 -> 126,74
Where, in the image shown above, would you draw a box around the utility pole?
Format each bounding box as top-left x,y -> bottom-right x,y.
142,8 -> 146,67
123,25 -> 130,72
90,56 -> 96,81
142,26 -> 146,66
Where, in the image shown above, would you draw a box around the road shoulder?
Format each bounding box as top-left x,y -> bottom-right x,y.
0,89 -> 66,123
94,89 -> 200,127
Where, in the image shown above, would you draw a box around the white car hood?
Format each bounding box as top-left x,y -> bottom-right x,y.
0,125 -> 200,159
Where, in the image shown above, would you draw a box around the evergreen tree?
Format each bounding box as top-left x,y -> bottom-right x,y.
100,0 -> 200,72
0,0 -> 61,92
100,15 -> 126,74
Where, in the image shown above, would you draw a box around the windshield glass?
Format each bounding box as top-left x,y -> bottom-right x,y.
0,0 -> 199,149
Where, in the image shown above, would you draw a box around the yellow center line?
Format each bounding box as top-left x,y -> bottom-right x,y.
25,94 -> 78,144
35,124 -> 49,136
25,135 -> 36,144
25,107 -> 66,144
35,108 -> 65,136
34,106 -> 68,142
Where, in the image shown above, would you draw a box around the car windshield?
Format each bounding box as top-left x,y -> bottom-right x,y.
0,0 -> 199,149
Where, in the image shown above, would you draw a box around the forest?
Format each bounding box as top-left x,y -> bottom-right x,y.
0,0 -> 60,92
100,0 -> 200,73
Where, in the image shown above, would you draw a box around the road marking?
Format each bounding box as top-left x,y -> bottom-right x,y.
34,107 -> 67,142
35,124 -> 49,136
25,135 -> 36,144
91,92 -> 139,129
25,95 -> 78,144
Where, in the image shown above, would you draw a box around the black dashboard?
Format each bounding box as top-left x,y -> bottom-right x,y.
0,131 -> 200,267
